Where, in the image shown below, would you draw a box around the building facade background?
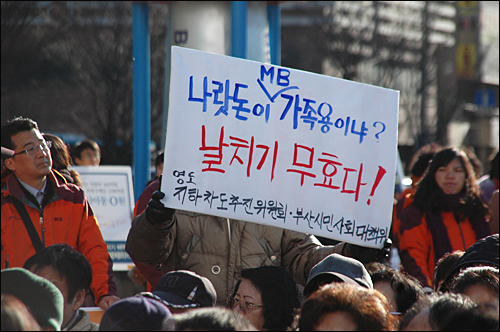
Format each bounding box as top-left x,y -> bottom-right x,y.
1,1 -> 498,171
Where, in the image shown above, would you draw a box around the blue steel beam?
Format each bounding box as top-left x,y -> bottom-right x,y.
231,1 -> 247,58
267,2 -> 281,66
161,5 -> 172,151
132,3 -> 151,201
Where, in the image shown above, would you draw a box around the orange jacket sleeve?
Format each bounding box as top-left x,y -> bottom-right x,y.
76,196 -> 117,303
399,204 -> 434,287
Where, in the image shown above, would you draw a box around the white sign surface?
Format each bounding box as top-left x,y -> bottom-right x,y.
162,46 -> 399,248
72,166 -> 135,270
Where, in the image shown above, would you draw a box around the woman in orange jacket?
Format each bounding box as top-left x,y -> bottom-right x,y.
392,143 -> 442,251
398,148 -> 491,291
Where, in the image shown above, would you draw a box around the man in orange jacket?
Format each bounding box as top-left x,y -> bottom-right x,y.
1,116 -> 119,309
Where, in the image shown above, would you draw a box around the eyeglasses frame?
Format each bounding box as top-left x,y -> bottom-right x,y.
10,140 -> 52,157
226,297 -> 264,312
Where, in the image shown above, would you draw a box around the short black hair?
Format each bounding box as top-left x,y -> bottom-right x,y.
441,306 -> 499,331
397,293 -> 435,331
408,143 -> 442,176
232,266 -> 300,331
450,266 -> 499,297
410,152 -> 435,177
367,262 -> 424,315
399,293 -> 477,331
23,244 -> 92,302
73,139 -> 100,159
155,151 -> 164,167
428,293 -> 477,330
1,116 -> 39,150
433,250 -> 464,292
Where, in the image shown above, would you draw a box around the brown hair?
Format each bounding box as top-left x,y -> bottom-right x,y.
433,250 -> 465,292
450,266 -> 499,297
366,262 -> 424,315
298,283 -> 396,331
43,133 -> 82,186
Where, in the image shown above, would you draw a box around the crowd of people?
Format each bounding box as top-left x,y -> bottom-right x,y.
1,116 -> 499,331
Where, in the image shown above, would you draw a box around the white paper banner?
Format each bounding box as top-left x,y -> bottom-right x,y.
162,46 -> 399,248
72,166 -> 135,270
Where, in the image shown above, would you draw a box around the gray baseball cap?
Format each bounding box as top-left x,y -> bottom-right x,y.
304,253 -> 373,297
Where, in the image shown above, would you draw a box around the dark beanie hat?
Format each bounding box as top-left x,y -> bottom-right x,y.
99,295 -> 172,331
441,234 -> 499,292
1,268 -> 64,331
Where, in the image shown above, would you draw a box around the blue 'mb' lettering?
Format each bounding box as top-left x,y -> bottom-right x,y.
277,69 -> 290,87
260,65 -> 274,84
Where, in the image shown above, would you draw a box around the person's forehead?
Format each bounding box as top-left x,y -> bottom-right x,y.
81,147 -> 98,154
36,265 -> 66,282
316,311 -> 358,331
35,266 -> 69,298
374,281 -> 397,307
237,279 -> 261,298
404,308 -> 432,331
440,157 -> 463,168
463,284 -> 498,304
11,129 -> 43,147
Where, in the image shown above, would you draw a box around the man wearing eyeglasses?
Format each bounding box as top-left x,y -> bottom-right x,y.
1,116 -> 119,310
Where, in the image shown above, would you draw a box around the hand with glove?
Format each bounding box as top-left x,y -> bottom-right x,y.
145,191 -> 176,226
344,238 -> 392,264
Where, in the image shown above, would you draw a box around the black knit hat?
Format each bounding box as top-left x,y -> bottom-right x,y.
440,234 -> 499,292
99,295 -> 172,331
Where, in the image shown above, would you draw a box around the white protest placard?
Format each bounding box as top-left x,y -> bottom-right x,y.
162,46 -> 399,248
72,166 -> 135,270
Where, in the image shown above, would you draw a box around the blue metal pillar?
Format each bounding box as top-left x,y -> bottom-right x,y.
161,5 -> 172,151
231,1 -> 247,58
132,3 -> 151,201
267,2 -> 281,66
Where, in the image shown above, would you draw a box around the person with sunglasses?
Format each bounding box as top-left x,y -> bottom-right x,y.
1,116 -> 119,310
227,266 -> 300,331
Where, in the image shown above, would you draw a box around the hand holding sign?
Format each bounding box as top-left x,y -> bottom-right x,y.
146,191 -> 175,226
346,238 -> 392,264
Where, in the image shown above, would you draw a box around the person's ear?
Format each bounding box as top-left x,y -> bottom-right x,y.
72,289 -> 86,310
4,157 -> 16,171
